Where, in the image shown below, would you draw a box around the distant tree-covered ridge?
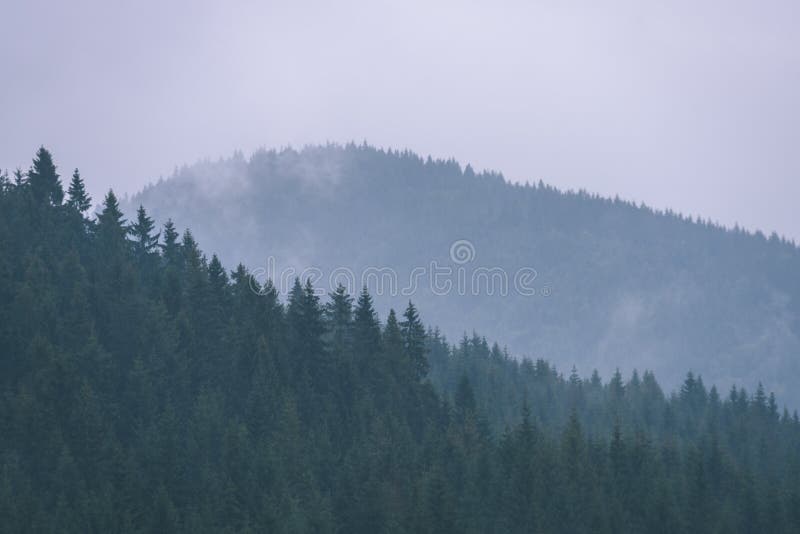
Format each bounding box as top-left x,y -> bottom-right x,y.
126,142 -> 800,407
2,148 -> 800,532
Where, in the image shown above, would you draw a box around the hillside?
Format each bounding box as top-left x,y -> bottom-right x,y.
128,144 -> 800,406
3,148 -> 800,532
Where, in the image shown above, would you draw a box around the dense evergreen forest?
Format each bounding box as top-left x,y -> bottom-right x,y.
128,143 -> 800,407
3,148 -> 800,533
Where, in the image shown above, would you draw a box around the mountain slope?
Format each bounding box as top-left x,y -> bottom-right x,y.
4,149 -> 800,532
128,143 -> 800,405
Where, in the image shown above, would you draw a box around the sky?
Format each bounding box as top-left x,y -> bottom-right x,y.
2,0 -> 799,240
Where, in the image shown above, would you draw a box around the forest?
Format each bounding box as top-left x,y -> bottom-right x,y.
127,143 -> 800,408
2,148 -> 800,533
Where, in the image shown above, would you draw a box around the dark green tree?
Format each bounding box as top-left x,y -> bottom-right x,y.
161,219 -> 180,266
66,169 -> 91,213
353,286 -> 381,364
130,205 -> 159,259
27,146 -> 63,205
95,190 -> 127,247
400,301 -> 428,380
325,284 -> 353,359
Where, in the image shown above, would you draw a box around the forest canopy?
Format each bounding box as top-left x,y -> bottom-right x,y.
1,148 -> 800,533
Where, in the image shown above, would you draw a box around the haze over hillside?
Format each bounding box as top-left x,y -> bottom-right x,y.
127,143 -> 800,406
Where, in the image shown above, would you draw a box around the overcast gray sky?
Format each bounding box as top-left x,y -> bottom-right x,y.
2,0 -> 798,239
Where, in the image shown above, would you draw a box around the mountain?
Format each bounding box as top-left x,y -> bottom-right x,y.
127,143 -> 800,407
3,148 -> 800,532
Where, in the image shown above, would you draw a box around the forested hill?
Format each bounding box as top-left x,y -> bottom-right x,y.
2,148 -> 800,532
127,143 -> 800,406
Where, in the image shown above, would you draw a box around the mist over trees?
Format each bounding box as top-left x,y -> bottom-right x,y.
2,148 -> 800,532
127,143 -> 800,407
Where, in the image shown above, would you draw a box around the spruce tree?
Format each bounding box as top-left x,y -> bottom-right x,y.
130,205 -> 159,258
160,219 -> 182,315
287,277 -> 306,352
27,147 -> 63,205
207,253 -> 230,323
92,190 -> 136,362
208,254 -> 228,295
161,219 -> 180,266
96,190 -> 128,248
286,278 -> 326,384
383,309 -> 404,371
302,278 -> 325,360
353,286 -> 381,361
400,301 -> 428,380
181,229 -> 203,274
180,230 -> 210,350
754,383 -> 768,415
325,284 -> 353,359
66,169 -> 91,213
609,369 -> 625,399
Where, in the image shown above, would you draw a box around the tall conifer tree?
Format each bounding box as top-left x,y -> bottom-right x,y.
66,169 -> 91,213
400,301 -> 428,380
28,147 -> 63,205
130,205 -> 159,258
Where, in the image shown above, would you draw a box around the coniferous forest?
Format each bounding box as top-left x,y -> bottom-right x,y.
3,148 -> 800,533
128,144 -> 800,407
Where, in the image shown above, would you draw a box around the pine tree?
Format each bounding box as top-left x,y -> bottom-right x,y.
287,278 -> 306,342
286,278 -> 326,387
302,278 -> 325,358
754,383 -> 768,415
95,190 -> 128,249
181,229 -> 203,274
400,301 -> 428,380
160,219 -> 182,315
207,254 -> 230,333
66,169 -> 91,213
130,205 -> 159,259
180,230 -> 211,365
325,284 -> 353,359
161,219 -> 180,266
92,190 -> 136,363
383,309 -> 404,365
353,286 -> 381,361
208,254 -> 228,296
568,365 -> 584,410
609,369 -> 625,400
768,392 -> 778,420
27,147 -> 63,205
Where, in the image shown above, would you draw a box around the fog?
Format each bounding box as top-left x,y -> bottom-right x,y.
2,0 -> 799,239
